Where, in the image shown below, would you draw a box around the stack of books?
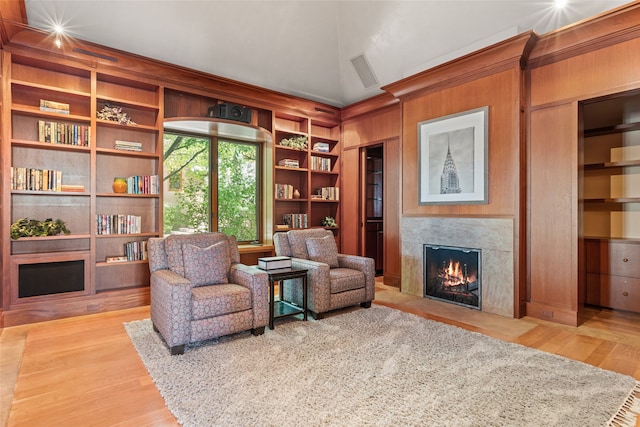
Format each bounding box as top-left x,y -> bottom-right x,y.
257,256 -> 292,270
278,158 -> 299,168
60,184 -> 85,192
40,99 -> 70,114
313,142 -> 330,152
114,140 -> 142,151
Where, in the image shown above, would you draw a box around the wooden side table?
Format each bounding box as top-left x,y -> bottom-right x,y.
266,268 -> 308,329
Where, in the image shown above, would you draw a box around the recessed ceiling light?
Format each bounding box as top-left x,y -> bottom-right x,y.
554,0 -> 568,8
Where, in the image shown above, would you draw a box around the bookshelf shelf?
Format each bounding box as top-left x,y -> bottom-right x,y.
11,139 -> 91,152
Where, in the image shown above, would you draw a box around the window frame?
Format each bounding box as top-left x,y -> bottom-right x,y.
162,130 -> 263,243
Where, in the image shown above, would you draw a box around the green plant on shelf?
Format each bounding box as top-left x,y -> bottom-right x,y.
10,218 -> 71,239
322,216 -> 337,228
279,135 -> 308,150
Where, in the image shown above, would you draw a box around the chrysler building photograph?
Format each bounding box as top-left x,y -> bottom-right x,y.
419,106 -> 488,205
428,127 -> 475,195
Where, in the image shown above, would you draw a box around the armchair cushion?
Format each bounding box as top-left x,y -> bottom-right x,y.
306,235 -> 339,268
191,284 -> 252,320
182,242 -> 230,287
287,228 -> 332,259
330,268 -> 365,293
165,233 -> 240,277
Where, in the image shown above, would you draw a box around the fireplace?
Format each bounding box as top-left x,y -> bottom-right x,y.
423,244 -> 481,310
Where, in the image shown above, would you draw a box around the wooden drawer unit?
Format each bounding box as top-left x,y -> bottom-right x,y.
585,240 -> 640,278
586,274 -> 640,312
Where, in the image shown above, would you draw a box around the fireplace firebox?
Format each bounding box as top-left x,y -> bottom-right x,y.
423,244 -> 481,310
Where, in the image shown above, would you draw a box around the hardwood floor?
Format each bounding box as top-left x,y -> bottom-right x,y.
2,278 -> 639,426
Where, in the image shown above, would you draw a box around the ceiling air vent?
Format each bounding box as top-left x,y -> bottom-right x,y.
350,53 -> 379,89
72,47 -> 118,62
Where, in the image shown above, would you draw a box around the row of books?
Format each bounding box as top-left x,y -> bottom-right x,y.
114,140 -> 142,152
96,214 -> 142,235
319,186 -> 339,200
275,183 -> 297,199
105,239 -> 148,263
313,142 -> 330,153
278,158 -> 299,168
10,166 -> 63,192
122,175 -> 160,194
311,156 -> 332,171
40,99 -> 70,114
38,120 -> 91,146
283,213 -> 308,229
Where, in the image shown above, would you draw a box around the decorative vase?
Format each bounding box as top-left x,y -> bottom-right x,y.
293,189 -> 301,199
112,177 -> 128,193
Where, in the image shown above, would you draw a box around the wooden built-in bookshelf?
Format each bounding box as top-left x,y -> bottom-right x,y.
1,51 -> 162,323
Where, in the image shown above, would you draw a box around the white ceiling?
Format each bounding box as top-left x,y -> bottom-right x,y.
24,0 -> 632,107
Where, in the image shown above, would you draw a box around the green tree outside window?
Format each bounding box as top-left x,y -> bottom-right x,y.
163,133 -> 260,242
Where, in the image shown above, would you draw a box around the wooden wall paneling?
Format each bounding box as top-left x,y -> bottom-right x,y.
529,37 -> 640,108
1,51 -> 12,314
401,69 -> 521,218
527,102 -> 580,326
342,104 -> 401,150
340,102 -> 401,285
383,138 -> 401,287
340,147 -> 360,256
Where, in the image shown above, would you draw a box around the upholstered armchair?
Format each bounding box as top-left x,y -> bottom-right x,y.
273,229 -> 375,319
148,232 -> 269,355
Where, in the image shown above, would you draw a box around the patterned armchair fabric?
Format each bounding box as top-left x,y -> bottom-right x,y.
148,232 -> 269,355
273,229 -> 375,319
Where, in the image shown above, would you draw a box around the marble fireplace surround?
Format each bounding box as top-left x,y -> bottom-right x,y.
401,217 -> 514,317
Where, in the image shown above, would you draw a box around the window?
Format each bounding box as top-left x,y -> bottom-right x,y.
163,132 -> 261,242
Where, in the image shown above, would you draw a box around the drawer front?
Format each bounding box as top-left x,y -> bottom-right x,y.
599,275 -> 640,313
585,241 -> 640,278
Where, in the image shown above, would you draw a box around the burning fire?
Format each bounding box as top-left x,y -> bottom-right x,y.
439,259 -> 476,288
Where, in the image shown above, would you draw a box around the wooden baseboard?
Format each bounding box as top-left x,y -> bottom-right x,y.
383,273 -> 401,287
525,301 -> 579,326
2,287 -> 150,327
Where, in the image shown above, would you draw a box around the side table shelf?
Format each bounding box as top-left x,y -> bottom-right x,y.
265,268 -> 308,329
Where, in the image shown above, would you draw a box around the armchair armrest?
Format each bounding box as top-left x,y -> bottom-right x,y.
229,264 -> 269,329
338,254 -> 376,302
150,269 -> 192,348
290,258 -> 332,314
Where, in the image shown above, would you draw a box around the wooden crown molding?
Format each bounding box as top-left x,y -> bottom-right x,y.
0,0 -> 28,46
528,1 -> 640,69
382,31 -> 537,100
341,92 -> 399,121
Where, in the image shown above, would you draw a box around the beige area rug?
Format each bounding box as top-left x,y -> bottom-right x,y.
125,305 -> 639,427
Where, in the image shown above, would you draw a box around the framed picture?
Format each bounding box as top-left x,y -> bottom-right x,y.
418,106 -> 488,205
